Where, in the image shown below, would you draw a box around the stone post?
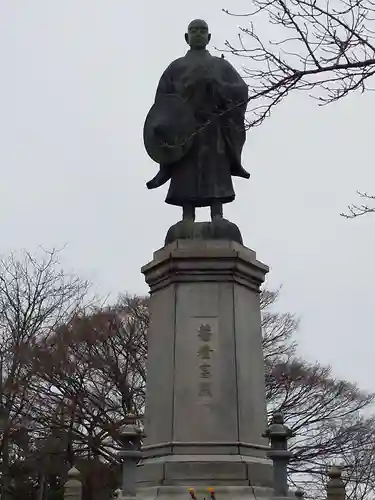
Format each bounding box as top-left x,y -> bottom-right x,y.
118,416 -> 143,498
326,466 -> 346,500
138,240 -> 273,493
262,411 -> 294,497
64,467 -> 82,500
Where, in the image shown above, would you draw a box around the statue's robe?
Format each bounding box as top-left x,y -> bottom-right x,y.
152,49 -> 249,208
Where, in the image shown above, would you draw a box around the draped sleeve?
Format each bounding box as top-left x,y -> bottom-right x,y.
213,57 -> 249,175
217,58 -> 248,108
154,59 -> 186,101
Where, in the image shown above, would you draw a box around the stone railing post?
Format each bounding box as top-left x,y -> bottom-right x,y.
263,411 -> 295,497
326,466 -> 346,500
118,415 -> 143,498
64,467 -> 82,500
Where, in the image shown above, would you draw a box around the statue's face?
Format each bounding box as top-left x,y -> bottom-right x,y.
185,20 -> 210,50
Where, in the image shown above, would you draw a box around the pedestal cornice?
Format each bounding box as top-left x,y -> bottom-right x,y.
142,240 -> 269,293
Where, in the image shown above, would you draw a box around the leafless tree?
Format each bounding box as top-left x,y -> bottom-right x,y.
261,287 -> 298,363
266,356 -> 375,499
223,0 -> 375,127
33,295 -> 147,466
340,191 -> 375,218
338,418 -> 375,500
222,0 -> 375,217
12,284 -> 375,499
0,248 -> 89,500
260,294 -> 375,499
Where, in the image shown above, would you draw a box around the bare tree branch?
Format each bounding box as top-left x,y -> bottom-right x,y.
222,0 -> 375,127
340,190 -> 375,217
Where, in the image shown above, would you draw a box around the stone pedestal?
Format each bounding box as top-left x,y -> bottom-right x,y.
139,240 -> 274,497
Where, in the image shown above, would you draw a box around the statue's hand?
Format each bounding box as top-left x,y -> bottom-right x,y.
185,76 -> 217,93
183,66 -> 216,87
200,73 -> 216,83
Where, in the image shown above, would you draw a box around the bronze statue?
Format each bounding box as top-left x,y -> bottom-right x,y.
143,19 -> 250,223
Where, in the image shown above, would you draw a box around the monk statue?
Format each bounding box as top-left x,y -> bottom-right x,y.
143,19 -> 250,226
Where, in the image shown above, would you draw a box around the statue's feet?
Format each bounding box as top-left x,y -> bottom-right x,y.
146,169 -> 171,189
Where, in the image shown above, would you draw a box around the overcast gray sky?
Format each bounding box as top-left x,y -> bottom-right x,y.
1,1 -> 374,392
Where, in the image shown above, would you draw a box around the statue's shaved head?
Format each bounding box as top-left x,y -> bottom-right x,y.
187,19 -> 209,30
185,19 -> 211,50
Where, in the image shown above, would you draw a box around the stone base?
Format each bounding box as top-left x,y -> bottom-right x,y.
165,219 -> 243,246
141,240 -> 271,493
136,485 -> 275,500
137,454 -> 273,488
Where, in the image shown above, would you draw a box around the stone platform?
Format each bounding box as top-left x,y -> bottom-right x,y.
136,484 -> 281,500
165,219 -> 243,246
138,239 -> 273,496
